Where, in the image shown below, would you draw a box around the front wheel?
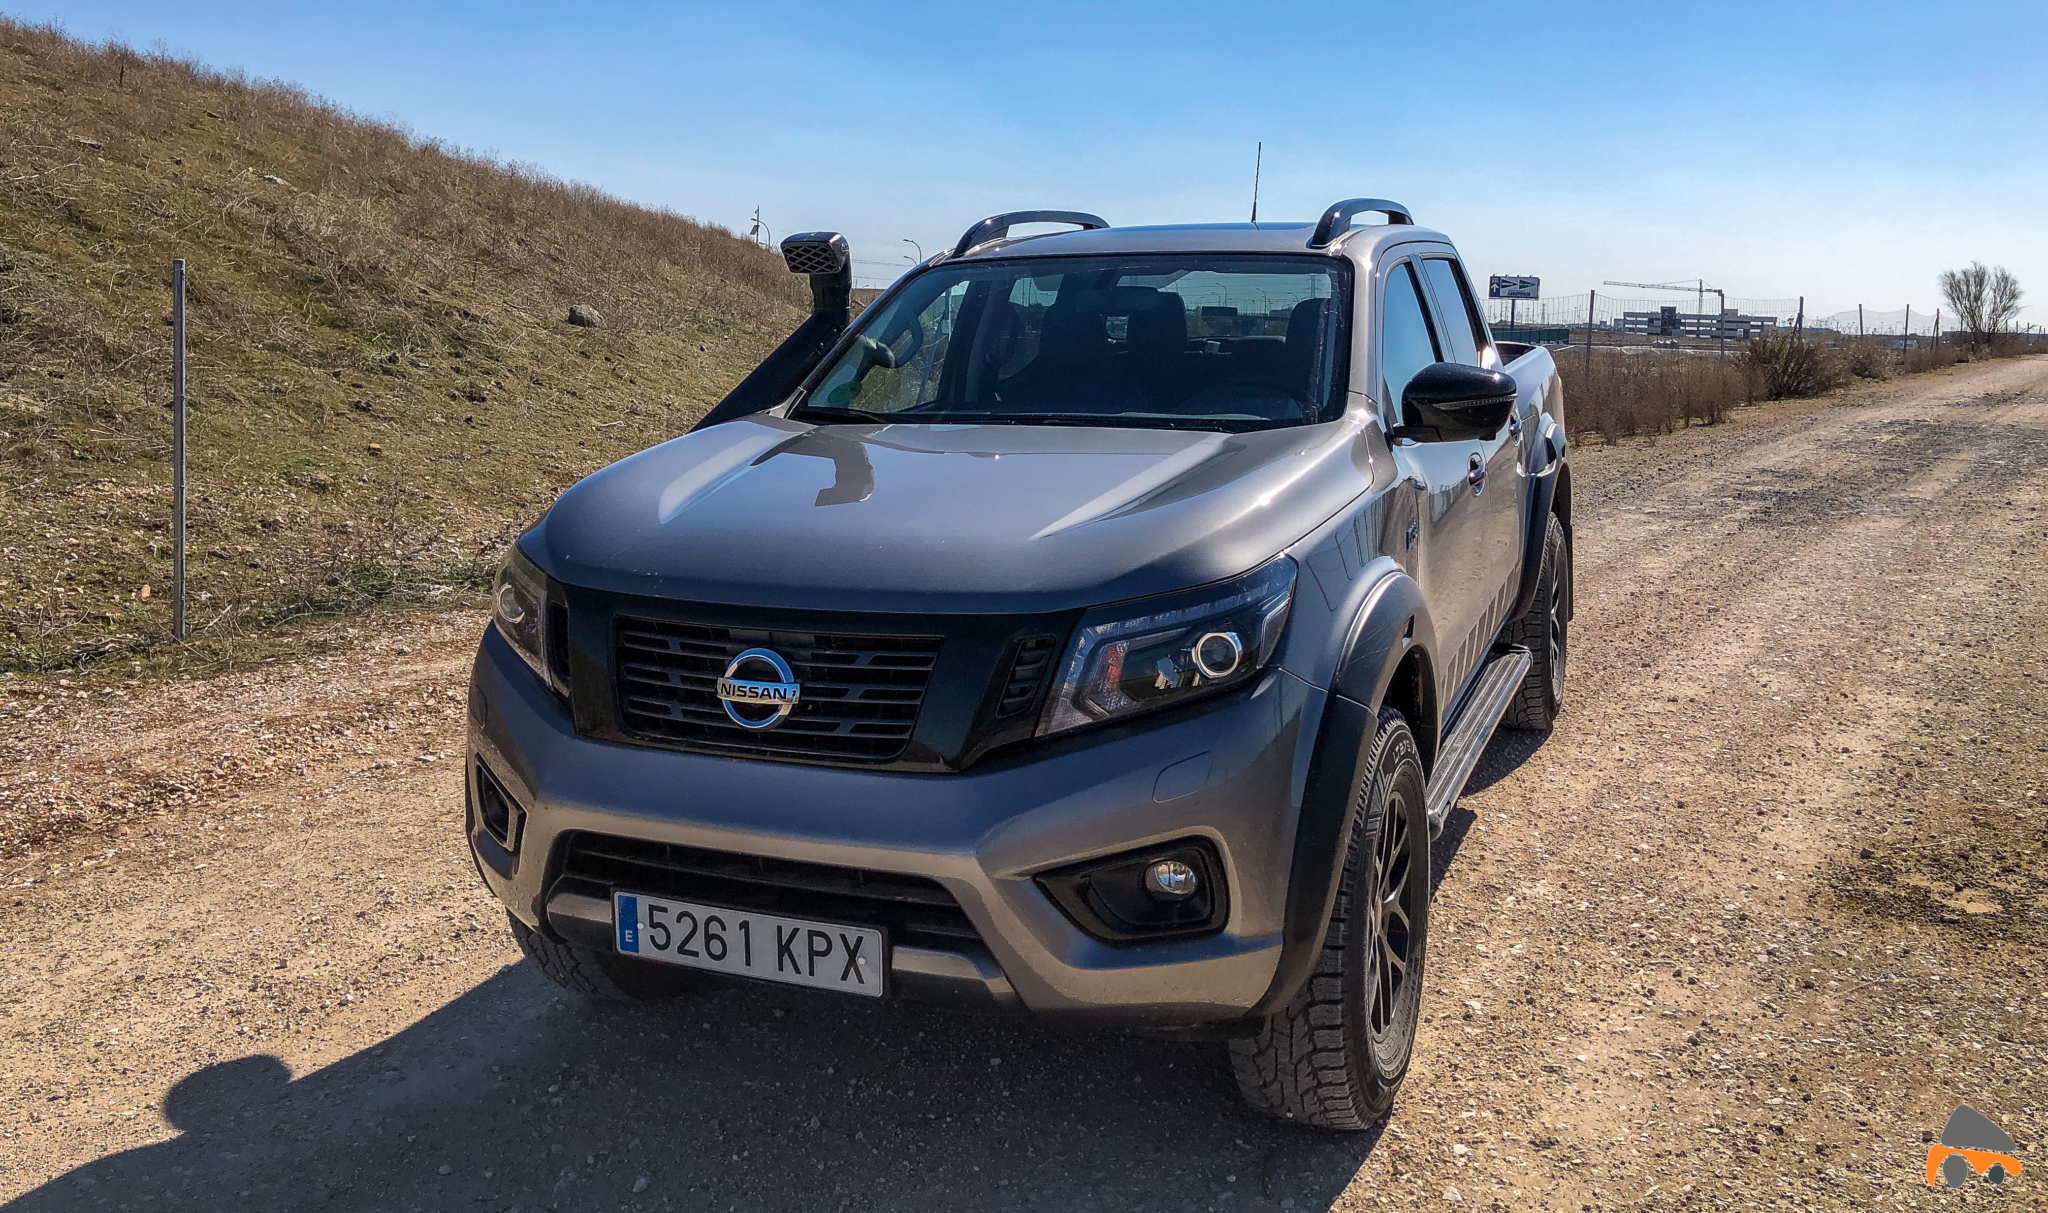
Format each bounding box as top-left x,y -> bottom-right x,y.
1502,512 -> 1570,730
1229,707 -> 1430,1130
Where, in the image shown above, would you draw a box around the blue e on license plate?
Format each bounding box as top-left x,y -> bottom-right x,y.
612,892 -> 884,998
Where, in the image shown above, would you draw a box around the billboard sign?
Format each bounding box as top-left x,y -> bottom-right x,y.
1489,275 -> 1540,300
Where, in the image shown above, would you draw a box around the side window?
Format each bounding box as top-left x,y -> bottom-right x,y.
1420,258 -> 1490,366
815,280 -> 966,412
1379,262 -> 1442,416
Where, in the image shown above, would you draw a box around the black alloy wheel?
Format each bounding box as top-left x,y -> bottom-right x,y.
1364,773 -> 1422,1064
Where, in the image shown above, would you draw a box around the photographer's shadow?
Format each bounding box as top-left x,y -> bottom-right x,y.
9,961 -> 1388,1212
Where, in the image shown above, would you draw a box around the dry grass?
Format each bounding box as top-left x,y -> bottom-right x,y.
1552,334 -> 2041,442
1551,347 -> 1746,441
0,21 -> 806,671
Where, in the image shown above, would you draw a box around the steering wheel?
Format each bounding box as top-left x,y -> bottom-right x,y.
1187,377 -> 1319,421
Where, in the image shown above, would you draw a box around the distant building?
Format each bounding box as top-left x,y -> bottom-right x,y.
1617,306 -> 1779,341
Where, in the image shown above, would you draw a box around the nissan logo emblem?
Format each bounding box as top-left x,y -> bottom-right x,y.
715,647 -> 802,730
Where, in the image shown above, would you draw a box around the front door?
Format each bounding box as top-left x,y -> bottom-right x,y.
1417,255 -> 1526,693
1376,257 -> 1497,701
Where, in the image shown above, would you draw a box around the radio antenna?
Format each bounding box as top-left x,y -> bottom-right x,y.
1249,141 -> 1263,225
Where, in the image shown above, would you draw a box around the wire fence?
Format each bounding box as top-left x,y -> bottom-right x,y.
1481,294 -> 2000,343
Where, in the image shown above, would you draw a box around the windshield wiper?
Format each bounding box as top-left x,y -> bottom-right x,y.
926,412 -> 1271,432
794,405 -> 897,423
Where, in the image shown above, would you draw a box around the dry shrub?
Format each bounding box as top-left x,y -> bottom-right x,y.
1902,345 -> 1965,374
1740,334 -> 1848,400
1845,339 -> 1894,381
1552,347 -> 1745,441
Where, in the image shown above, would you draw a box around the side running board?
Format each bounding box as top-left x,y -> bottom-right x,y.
1424,646 -> 1532,836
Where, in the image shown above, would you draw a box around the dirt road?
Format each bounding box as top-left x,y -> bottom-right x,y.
3,358 -> 2043,1212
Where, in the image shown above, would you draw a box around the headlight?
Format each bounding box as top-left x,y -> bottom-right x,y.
1040,556 -> 1296,737
492,545 -> 548,681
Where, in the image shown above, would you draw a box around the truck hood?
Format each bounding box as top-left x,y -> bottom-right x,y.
529,412 -> 1383,613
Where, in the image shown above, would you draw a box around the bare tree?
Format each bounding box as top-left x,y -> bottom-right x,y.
1940,261 -> 2026,349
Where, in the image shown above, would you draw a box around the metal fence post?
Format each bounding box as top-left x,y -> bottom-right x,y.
1584,290 -> 1595,377
172,258 -> 187,643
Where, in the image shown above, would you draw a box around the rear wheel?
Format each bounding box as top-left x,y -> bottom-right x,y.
1502,513 -> 1570,730
508,912 -> 710,1002
1229,707 -> 1430,1130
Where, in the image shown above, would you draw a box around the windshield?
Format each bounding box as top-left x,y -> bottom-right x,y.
798,255 -> 1350,431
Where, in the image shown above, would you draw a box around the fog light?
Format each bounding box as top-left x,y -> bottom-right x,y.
1036,840 -> 1227,943
1145,858 -> 1199,900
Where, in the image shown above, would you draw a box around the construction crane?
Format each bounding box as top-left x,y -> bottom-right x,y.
1602,279 -> 1729,355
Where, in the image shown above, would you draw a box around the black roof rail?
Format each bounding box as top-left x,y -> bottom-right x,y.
1308,198 -> 1414,248
951,210 -> 1109,257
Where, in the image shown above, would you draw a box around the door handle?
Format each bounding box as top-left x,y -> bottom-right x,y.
1508,413 -> 1523,439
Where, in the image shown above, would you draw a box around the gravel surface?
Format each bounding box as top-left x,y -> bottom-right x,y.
2,358 -> 2043,1212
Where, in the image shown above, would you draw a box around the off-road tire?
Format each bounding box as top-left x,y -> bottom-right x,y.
1229,707 -> 1430,1130
1502,513 -> 1570,731
508,912 -> 707,1002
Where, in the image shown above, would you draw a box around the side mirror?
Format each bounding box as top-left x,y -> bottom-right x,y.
1393,362 -> 1518,442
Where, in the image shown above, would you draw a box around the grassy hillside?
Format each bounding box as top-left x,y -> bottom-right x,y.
0,21 -> 807,671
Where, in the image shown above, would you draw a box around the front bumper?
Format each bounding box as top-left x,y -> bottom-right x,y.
467,627 -> 1325,1030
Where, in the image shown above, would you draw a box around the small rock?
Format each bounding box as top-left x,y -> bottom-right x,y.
436,1165 -> 451,1175
1443,1186 -> 1462,1203
1451,1144 -> 1470,1157
1858,847 -> 1874,859
262,173 -> 290,187
632,1177 -> 649,1194
351,399 -> 373,412
366,443 -> 384,456
567,303 -> 605,328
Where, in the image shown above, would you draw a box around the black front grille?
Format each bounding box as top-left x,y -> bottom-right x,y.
615,616 -> 942,762
557,833 -> 980,951
994,634 -> 1056,721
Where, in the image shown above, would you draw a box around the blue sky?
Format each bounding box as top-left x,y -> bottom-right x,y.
24,1 -> 2048,319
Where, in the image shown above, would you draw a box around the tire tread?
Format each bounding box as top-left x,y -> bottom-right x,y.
1230,707 -> 1426,1130
1502,514 -> 1569,731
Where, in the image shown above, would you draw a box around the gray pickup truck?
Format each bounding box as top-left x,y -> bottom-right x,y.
466,200 -> 1573,1129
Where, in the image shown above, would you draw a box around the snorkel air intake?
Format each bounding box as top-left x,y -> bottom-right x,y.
690,231 -> 856,431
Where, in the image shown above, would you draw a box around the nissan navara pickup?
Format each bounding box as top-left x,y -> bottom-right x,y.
466,200 -> 1574,1129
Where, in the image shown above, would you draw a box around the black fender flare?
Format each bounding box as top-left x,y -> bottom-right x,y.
1252,571 -> 1438,1016
1506,423 -> 1568,621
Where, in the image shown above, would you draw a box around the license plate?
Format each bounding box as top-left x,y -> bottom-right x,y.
612,892 -> 885,998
